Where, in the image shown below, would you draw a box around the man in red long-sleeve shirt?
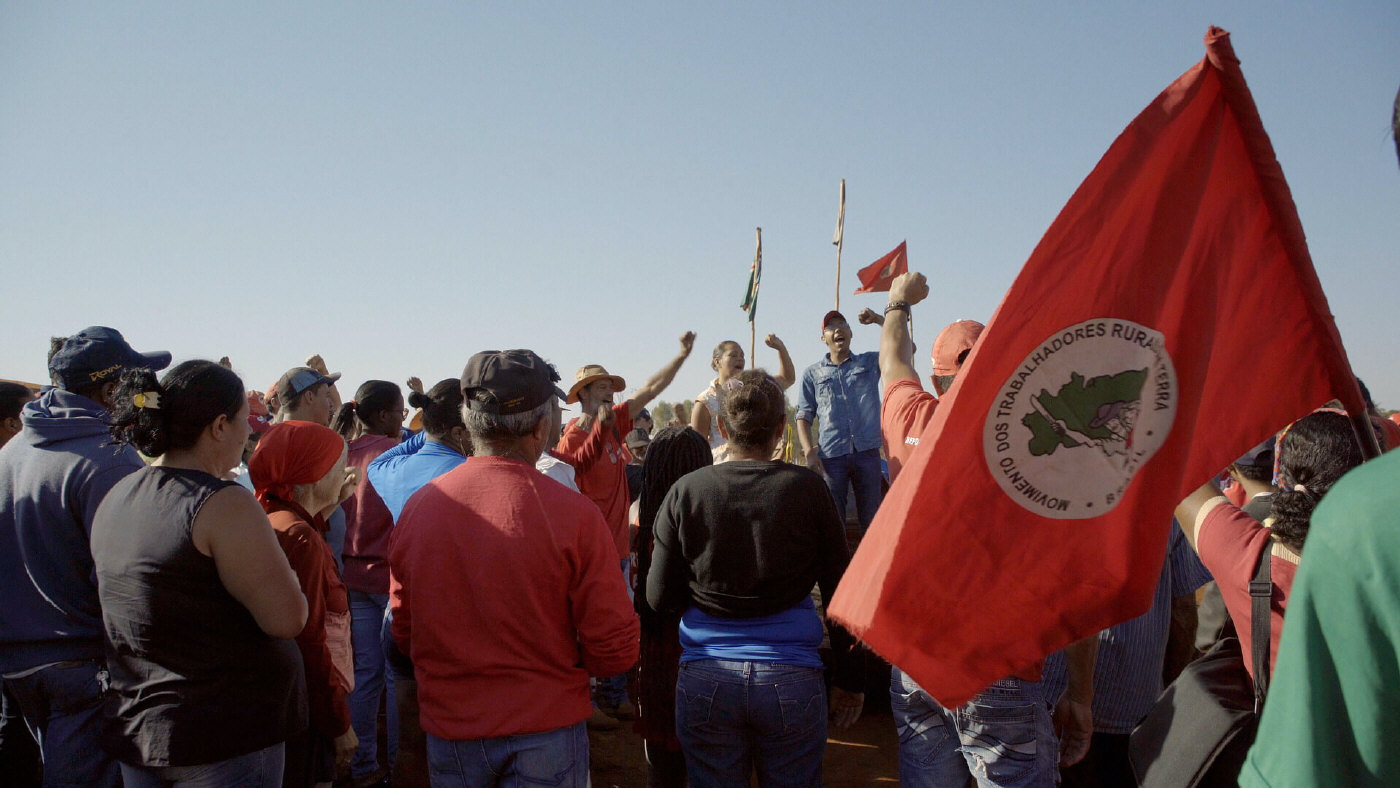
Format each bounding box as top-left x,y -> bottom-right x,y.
390,349 -> 639,787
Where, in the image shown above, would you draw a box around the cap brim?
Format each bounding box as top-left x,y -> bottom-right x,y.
140,351 -> 172,371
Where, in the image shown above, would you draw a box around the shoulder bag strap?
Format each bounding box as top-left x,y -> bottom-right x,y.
1249,539 -> 1273,711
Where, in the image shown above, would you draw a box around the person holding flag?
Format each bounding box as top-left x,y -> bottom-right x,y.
869,271 -> 1098,785
829,27 -> 1378,755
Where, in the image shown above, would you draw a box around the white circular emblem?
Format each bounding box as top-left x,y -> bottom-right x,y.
982,318 -> 1177,519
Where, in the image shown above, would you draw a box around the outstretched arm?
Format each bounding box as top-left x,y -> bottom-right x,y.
879,273 -> 929,385
629,332 -> 696,418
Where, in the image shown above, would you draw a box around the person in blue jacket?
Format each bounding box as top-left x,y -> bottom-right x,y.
0,327 -> 169,787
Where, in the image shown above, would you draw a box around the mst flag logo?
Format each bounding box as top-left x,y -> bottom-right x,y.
982,318 -> 1177,519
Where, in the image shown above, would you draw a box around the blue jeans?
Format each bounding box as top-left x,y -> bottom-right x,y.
425,722 -> 588,788
675,659 -> 826,788
889,668 -> 1057,788
349,590 -> 398,780
820,447 -> 884,533
119,742 -> 285,787
593,559 -> 631,709
4,658 -> 120,788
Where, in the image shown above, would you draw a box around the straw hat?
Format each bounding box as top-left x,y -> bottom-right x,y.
566,365 -> 626,404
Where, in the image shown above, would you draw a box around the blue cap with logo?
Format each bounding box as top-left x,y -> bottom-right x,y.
48,327 -> 171,390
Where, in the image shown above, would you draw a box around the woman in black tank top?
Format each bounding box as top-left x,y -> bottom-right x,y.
92,361 -> 310,785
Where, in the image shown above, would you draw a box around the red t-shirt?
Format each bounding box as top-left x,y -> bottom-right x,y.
342,434 -> 398,594
558,402 -> 634,559
1196,501 -> 1296,679
389,456 -> 639,740
880,378 -> 939,484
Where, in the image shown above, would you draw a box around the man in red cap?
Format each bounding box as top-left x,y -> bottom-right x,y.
867,273 -> 1097,784
857,276 -> 984,484
795,309 -> 885,534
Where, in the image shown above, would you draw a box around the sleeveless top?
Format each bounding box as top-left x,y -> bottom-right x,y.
695,378 -> 733,463
92,466 -> 307,767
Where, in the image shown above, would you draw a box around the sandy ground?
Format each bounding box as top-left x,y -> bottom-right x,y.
587,708 -> 901,787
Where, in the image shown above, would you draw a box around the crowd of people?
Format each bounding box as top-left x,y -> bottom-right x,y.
1,270 -> 1397,788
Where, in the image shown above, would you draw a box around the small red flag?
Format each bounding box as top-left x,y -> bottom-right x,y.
853,241 -> 907,294
829,28 -> 1367,707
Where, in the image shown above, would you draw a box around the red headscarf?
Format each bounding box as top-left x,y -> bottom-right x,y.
249,421 -> 345,510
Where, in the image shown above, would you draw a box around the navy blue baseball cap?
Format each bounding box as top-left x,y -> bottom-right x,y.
1234,436 -> 1276,469
48,327 -> 171,390
461,350 -> 566,415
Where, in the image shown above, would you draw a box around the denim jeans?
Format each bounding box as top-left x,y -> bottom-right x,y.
4,658 -> 121,788
675,659 -> 826,788
819,447 -> 884,533
889,667 -> 1057,788
593,559 -> 631,709
425,722 -> 588,788
119,742 -> 285,788
349,590 -> 398,780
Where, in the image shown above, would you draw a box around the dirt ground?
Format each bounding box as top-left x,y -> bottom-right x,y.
587,708 -> 901,787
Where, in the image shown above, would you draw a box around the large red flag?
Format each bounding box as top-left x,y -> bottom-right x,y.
853,241 -> 908,294
829,28 -> 1368,707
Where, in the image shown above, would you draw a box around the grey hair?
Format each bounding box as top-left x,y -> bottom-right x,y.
462,398 -> 554,455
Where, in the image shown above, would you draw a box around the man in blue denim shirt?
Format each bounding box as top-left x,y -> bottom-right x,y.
795,310 -> 884,533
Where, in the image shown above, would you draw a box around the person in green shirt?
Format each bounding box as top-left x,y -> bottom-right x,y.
1240,448 -> 1400,787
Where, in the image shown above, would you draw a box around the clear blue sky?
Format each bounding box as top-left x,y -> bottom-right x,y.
3,2 -> 1397,414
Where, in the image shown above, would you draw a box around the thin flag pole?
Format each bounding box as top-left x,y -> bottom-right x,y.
751,227 -> 762,361
833,179 -> 845,310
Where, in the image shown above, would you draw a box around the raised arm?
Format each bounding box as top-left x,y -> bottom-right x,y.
690,398 -> 712,441
194,486 -> 308,639
880,272 -> 930,385
628,331 -> 696,418
766,334 -> 796,390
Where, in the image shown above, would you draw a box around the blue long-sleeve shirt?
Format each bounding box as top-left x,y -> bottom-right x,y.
794,351 -> 883,459
366,432 -> 467,523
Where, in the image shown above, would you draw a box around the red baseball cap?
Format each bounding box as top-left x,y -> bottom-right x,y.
931,320 -> 985,376
821,310 -> 848,331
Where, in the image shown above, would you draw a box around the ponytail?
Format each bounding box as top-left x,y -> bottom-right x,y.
414,379 -> 466,439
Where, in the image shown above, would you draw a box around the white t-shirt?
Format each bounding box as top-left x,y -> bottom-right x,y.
536,452 -> 578,491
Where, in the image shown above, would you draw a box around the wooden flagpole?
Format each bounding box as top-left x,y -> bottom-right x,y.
751,227 -> 761,362
833,179 -> 845,310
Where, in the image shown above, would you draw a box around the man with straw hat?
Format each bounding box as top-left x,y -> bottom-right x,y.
559,331 -> 696,719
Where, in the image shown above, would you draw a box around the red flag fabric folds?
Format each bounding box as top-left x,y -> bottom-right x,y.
829,28 -> 1366,707
853,241 -> 908,294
